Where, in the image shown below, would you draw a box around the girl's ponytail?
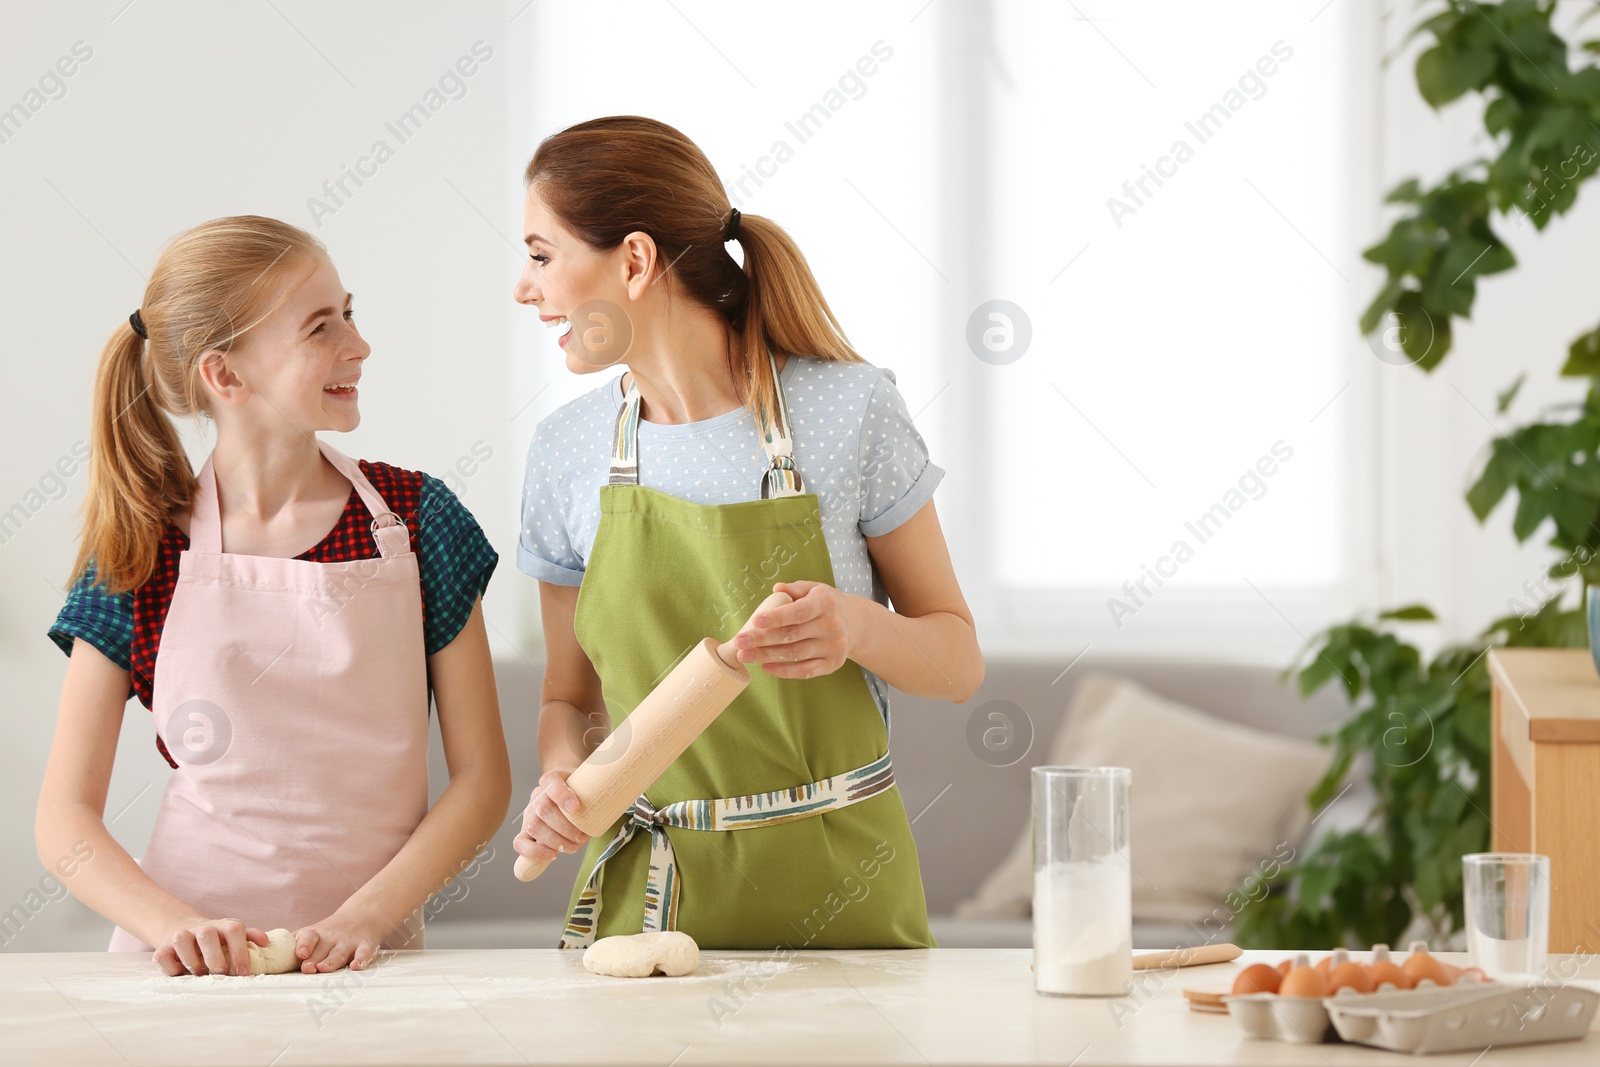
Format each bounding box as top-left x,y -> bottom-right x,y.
68,216 -> 327,593
71,317 -> 196,592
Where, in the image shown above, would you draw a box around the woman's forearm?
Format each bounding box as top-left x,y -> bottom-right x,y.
844,594 -> 984,702
537,697 -> 607,775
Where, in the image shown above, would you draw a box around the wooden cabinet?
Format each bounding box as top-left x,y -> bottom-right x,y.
1486,648 -> 1600,953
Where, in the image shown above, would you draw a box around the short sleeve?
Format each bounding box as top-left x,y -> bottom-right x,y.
517,425 -> 586,586
857,368 -> 945,537
48,561 -> 135,671
416,475 -> 499,655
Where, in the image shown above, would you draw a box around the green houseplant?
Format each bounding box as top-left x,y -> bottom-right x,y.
1233,0 -> 1600,948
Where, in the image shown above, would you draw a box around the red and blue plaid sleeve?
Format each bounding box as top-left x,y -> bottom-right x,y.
49,560 -> 135,673
415,474 -> 499,655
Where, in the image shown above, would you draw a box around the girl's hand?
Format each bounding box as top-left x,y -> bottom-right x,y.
154,917 -> 269,977
512,768 -> 591,866
734,580 -> 857,679
294,904 -> 392,973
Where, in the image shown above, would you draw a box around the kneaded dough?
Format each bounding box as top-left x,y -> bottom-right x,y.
582,931 -> 699,978
247,929 -> 300,975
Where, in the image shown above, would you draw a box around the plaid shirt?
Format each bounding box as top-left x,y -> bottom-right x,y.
49,460 -> 498,769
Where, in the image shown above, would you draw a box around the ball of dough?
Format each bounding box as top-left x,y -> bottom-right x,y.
247,929 -> 300,975
582,931 -> 699,978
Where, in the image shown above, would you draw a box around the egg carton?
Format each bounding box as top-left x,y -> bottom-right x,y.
1224,989 -> 1344,1044
1224,981 -> 1599,1053
1325,982 -> 1598,1054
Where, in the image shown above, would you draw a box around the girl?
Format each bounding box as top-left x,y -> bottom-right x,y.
37,216 -> 511,976
510,116 -> 984,949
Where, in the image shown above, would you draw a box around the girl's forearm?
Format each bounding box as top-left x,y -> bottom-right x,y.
844,594 -> 984,702
332,769 -> 507,940
339,602 -> 512,939
35,805 -> 206,948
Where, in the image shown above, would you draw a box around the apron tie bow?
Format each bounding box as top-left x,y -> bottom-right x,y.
628,793 -> 667,831
562,791 -> 685,947
559,751 -> 897,949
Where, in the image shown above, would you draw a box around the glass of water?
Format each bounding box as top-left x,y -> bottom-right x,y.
1032,766 -> 1132,997
1463,853 -> 1550,981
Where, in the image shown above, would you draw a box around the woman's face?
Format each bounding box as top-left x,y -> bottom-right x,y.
516,185 -> 635,374
204,253 -> 371,437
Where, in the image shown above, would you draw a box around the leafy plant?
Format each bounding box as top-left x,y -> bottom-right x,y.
1467,379 -> 1600,563
1233,0 -> 1600,948
1361,0 -> 1600,370
1232,596 -> 1583,948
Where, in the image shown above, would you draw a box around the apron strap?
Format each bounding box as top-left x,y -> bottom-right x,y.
607,350 -> 804,498
559,750 -> 895,949
188,439 -> 410,558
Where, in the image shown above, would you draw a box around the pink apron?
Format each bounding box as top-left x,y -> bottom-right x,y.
108,440 -> 431,952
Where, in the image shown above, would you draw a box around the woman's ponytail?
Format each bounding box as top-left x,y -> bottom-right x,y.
725,211 -> 862,434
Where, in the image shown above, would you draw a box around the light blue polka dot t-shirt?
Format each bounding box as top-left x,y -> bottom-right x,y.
517,354 -> 945,728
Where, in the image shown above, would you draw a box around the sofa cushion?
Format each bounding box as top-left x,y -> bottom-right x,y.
954,670 -> 1332,924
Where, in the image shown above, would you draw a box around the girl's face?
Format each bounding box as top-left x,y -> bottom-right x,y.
205,254 -> 371,437
515,186 -> 633,374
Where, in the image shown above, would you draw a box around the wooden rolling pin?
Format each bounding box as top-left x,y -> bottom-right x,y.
1131,943 -> 1241,970
513,590 -> 792,882
1029,944 -> 1242,974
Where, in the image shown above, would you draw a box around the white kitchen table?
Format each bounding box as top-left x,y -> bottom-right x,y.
1,948 -> 1595,1066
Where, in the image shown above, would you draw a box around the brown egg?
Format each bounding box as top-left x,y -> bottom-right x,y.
1367,958 -> 1411,990
1320,948 -> 1353,977
1275,959 -> 1293,978
1401,942 -> 1451,987
1328,961 -> 1375,994
1279,964 -> 1330,998
1231,963 -> 1283,996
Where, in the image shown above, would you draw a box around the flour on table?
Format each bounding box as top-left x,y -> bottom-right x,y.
247,929 -> 300,975
582,931 -> 699,978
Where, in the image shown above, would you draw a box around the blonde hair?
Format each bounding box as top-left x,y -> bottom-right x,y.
523,115 -> 864,433
73,216 -> 325,593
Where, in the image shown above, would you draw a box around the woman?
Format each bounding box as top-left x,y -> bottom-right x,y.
511,117 -> 984,949
38,216 -> 510,976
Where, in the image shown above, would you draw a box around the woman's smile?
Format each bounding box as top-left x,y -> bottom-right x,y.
540,313 -> 573,346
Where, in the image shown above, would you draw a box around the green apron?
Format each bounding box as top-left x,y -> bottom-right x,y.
560,350 -> 936,950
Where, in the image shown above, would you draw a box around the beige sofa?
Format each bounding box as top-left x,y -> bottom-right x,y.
426,653 -> 1357,951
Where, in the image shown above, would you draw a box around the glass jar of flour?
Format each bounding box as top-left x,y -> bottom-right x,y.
1032,766 -> 1132,997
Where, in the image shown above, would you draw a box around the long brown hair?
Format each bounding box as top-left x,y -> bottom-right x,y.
524,115 -> 864,432
73,216 -> 325,593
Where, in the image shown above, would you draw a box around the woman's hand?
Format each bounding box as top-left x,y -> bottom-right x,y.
153,917 -> 269,977
512,768 -> 592,866
733,580 -> 858,679
294,903 -> 392,973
